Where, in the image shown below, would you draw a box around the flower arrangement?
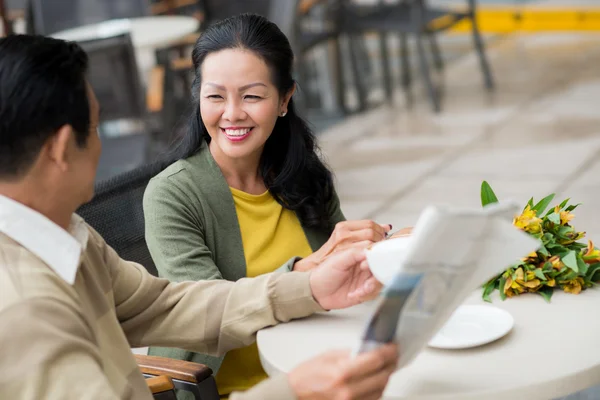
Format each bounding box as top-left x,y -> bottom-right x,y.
480,181 -> 600,302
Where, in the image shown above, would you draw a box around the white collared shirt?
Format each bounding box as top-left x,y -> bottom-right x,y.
0,194 -> 88,284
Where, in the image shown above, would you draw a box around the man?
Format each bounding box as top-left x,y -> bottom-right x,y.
0,35 -> 398,400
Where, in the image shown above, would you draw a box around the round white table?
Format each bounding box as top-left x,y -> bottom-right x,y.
51,16 -> 199,81
258,289 -> 600,400
51,16 -> 198,49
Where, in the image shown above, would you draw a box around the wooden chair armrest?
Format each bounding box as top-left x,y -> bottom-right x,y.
170,57 -> 193,71
151,0 -> 203,15
146,65 -> 165,113
164,32 -> 201,49
146,375 -> 175,394
298,0 -> 326,15
135,354 -> 213,383
7,9 -> 25,21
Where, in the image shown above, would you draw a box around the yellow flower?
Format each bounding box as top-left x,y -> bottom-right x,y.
561,230 -> 586,245
560,211 -> 574,225
546,278 -> 556,287
548,256 -> 564,270
561,277 -> 585,294
521,250 -> 539,263
583,240 -> 600,264
513,205 -> 542,234
504,276 -> 525,297
515,269 -> 542,290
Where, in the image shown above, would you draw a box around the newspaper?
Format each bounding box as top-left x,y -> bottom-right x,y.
353,201 -> 541,368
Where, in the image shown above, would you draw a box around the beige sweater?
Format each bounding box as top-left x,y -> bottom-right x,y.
0,226 -> 322,399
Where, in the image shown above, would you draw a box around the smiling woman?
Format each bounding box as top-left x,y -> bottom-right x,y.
143,13 -> 390,399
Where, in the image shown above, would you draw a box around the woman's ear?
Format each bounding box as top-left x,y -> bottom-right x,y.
281,83 -> 296,112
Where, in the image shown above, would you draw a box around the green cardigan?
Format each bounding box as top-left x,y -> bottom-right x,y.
143,143 -> 345,378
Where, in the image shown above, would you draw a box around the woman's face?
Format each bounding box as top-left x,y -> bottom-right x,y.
200,48 -> 293,164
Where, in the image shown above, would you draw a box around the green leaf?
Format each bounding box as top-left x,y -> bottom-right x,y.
527,197 -> 534,209
534,269 -> 547,280
586,263 -> 600,282
558,198 -> 570,210
566,203 -> 581,212
547,213 -> 561,225
498,277 -> 507,300
537,245 -> 550,257
482,281 -> 495,303
538,287 -> 554,303
560,270 -> 579,281
481,181 -> 499,207
532,193 -> 555,215
576,256 -> 588,275
562,251 -> 579,272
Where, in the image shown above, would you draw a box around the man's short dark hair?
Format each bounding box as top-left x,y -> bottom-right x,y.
0,35 -> 90,179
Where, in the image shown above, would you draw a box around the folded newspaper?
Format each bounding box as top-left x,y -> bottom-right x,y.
354,201 -> 541,368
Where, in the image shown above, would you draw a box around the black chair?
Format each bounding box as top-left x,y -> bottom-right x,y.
76,160 -> 167,276
338,0 -> 494,112
76,159 -> 220,400
28,0 -> 149,35
77,33 -> 152,181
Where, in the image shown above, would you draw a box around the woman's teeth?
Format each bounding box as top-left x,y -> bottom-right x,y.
224,128 -> 252,136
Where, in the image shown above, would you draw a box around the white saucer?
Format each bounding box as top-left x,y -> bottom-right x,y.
428,305 -> 514,349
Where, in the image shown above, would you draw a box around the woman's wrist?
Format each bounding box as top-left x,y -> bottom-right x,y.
293,258 -> 317,272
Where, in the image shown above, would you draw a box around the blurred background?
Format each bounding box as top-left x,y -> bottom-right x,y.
2,1 -> 599,399
1,0 -> 599,246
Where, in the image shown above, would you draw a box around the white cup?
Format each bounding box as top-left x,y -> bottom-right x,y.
365,236 -> 412,285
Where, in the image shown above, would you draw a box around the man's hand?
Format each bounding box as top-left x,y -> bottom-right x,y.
309,248 -> 380,310
288,344 -> 399,400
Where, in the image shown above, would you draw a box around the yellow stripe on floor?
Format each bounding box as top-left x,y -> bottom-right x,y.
432,7 -> 600,33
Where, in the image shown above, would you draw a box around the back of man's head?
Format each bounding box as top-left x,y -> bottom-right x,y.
0,35 -> 90,180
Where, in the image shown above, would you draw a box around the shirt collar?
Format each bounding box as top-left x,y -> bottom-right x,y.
0,194 -> 88,284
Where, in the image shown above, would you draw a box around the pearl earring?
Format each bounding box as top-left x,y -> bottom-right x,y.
280,111 -> 287,117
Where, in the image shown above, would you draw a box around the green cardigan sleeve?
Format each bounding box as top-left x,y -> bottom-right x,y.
328,188 -> 347,227
143,175 -> 227,382
143,176 -> 223,282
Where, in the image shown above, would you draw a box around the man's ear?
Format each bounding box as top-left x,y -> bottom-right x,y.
45,125 -> 73,173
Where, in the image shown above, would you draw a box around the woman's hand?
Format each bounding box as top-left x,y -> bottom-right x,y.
294,220 -> 392,272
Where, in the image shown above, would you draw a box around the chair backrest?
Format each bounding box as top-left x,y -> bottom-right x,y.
76,160 -> 172,276
78,33 -> 145,123
201,0 -> 270,22
29,0 -> 149,35
200,0 -> 301,43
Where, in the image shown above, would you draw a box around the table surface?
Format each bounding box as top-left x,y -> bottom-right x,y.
50,16 -> 198,49
258,288 -> 600,400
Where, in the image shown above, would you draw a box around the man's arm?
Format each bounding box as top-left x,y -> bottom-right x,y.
94,228 -> 324,355
0,298 -> 120,400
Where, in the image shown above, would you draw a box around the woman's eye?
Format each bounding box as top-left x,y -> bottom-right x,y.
244,95 -> 262,100
207,94 -> 223,99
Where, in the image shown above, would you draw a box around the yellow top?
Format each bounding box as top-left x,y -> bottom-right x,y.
215,187 -> 313,396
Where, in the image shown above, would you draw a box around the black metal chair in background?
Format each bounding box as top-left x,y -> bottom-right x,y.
77,33 -> 153,182
76,159 -> 165,276
337,0 -> 494,112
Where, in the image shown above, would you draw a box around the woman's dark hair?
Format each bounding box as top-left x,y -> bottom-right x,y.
170,13 -> 335,230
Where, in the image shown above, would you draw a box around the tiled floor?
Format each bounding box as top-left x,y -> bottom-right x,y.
317,31 -> 600,399
320,32 -> 600,242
